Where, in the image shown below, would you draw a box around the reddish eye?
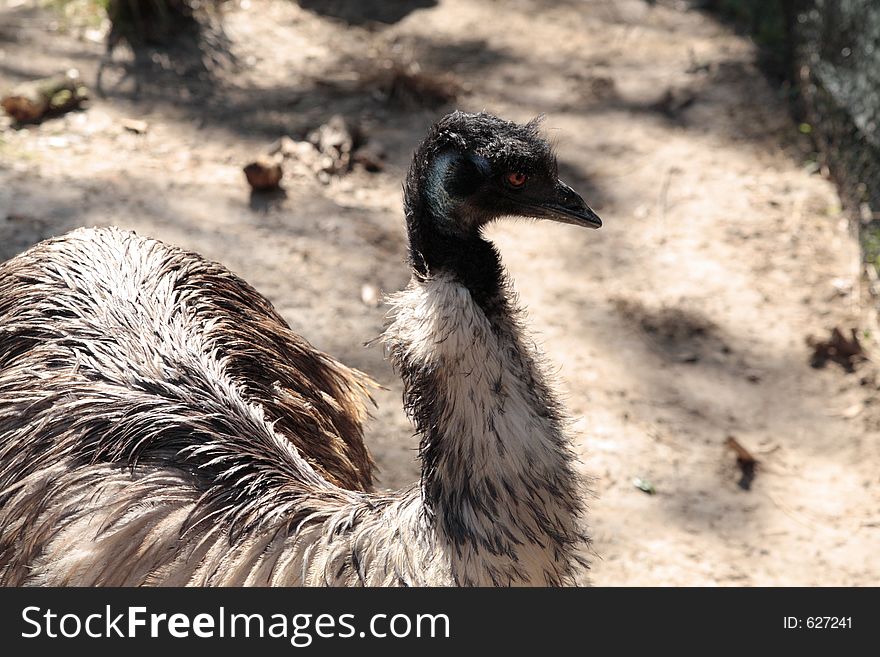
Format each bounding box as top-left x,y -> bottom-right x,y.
505,172 -> 528,188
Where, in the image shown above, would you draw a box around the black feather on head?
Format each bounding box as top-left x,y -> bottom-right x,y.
403,111 -> 599,312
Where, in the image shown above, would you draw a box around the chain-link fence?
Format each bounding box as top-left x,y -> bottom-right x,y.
795,1 -> 880,268
703,0 -> 880,268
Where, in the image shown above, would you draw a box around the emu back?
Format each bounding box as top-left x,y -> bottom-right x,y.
0,227 -> 374,585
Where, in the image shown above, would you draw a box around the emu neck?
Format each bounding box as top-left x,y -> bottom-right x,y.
407,225 -> 507,318
384,248 -> 585,585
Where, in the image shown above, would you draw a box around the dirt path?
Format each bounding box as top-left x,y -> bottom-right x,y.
1,0 -> 878,585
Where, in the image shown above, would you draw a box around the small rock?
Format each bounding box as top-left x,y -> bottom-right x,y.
360,284 -> 380,307
830,278 -> 852,296
84,28 -> 105,44
633,477 -> 656,495
243,157 -> 283,191
841,403 -> 863,419
633,204 -> 650,219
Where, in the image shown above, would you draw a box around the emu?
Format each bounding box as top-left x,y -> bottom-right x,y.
0,111 -> 601,586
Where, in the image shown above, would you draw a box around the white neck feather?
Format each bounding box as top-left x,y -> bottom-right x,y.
382,272 -> 587,586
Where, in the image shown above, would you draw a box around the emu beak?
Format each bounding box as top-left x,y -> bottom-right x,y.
540,181 -> 602,229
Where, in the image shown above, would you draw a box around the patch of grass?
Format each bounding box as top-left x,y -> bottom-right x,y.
45,0 -> 110,29
46,1 -> 214,43
861,221 -> 880,271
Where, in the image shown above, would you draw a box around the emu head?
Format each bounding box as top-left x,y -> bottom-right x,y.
405,111 -> 601,237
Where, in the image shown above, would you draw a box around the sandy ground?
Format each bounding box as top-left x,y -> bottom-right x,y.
1,0 -> 878,586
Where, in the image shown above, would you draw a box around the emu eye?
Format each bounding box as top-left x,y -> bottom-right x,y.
504,172 -> 528,189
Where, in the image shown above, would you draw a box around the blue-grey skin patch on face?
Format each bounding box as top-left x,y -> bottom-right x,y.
424,150 -> 458,227
426,151 -> 499,232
